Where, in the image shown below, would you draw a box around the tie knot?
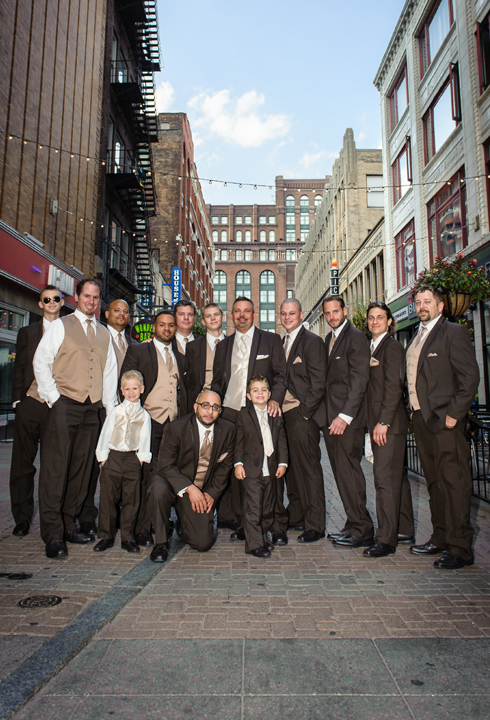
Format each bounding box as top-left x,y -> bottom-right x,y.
184,337 -> 189,344
205,430 -> 210,439
214,338 -> 220,346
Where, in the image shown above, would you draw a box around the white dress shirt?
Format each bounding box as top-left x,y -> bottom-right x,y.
370,331 -> 388,354
33,308 -> 118,409
329,319 -> 353,425
153,337 -> 177,365
235,404 -> 288,477
176,332 -> 194,353
178,418 -> 215,496
418,314 -> 442,336
108,324 -> 128,350
96,399 -> 152,463
235,325 -> 255,407
206,332 -> 225,350
283,323 -> 302,354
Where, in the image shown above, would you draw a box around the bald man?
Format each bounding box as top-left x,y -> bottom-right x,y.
78,299 -> 137,536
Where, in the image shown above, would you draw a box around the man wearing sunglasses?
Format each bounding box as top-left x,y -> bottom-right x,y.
10,286 -> 64,538
146,390 -> 235,562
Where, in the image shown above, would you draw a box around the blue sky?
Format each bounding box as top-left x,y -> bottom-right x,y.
155,0 -> 406,206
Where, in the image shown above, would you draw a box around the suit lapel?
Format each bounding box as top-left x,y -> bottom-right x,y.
172,338 -> 184,377
205,423 -> 221,482
248,327 -> 261,379
190,415 -> 199,474
199,336 -> 207,385
249,405 -> 262,442
149,341 -> 159,386
417,316 -> 444,372
373,333 -> 390,360
287,326 -> 304,376
225,334 -> 234,385
327,320 -> 349,367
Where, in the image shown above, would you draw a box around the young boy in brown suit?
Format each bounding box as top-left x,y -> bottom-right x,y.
234,375 -> 288,558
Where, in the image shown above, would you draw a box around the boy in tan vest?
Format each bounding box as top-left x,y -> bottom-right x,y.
93,370 -> 152,553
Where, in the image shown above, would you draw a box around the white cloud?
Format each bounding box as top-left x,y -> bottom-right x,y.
188,89 -> 290,148
156,80 -> 175,113
299,150 -> 327,169
357,131 -> 367,143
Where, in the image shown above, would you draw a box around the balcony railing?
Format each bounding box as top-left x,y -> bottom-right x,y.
111,59 -> 141,86
106,148 -> 135,175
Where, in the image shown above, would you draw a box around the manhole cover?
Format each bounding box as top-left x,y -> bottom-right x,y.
0,573 -> 32,580
17,595 -> 62,608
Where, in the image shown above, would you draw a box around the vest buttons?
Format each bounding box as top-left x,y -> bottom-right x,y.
89,384 -> 92,388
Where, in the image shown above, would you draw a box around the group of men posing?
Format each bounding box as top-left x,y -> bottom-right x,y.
10,277 -> 479,570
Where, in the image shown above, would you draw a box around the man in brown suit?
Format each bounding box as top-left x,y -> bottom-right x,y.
34,278 -> 118,558
323,296 -> 373,548
363,301 -> 414,558
407,286 -> 479,569
10,285 -> 64,537
120,309 -> 187,546
174,299 -> 196,354
274,299 -> 327,545
185,303 -> 225,414
146,390 -> 235,562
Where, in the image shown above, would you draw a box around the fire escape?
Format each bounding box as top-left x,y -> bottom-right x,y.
106,0 -> 161,308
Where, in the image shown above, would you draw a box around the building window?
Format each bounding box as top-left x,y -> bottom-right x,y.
221,216 -> 227,224
300,231 -> 309,242
286,231 -> 295,242
260,250 -> 267,261
392,139 -> 412,205
269,230 -> 275,243
268,216 -> 276,224
236,270 -> 252,298
269,250 -> 276,261
428,167 -> 466,258
213,270 -> 227,331
236,249 -> 243,261
244,216 -> 252,224
395,220 -> 416,290
244,230 -> 251,243
286,249 -> 296,261
299,195 -> 309,208
366,175 -> 384,208
236,230 -> 243,242
215,250 -> 220,261
423,79 -> 459,164
235,216 -> 243,224
300,195 -> 309,229
476,13 -> 490,95
221,249 -> 228,261
389,66 -> 408,131
259,230 -> 266,242
244,250 -> 252,261
419,0 -> 455,76
286,213 -> 295,226
259,216 -> 267,224
314,195 -> 322,207
221,230 -> 228,243
285,195 -> 295,208
286,290 -> 294,299
212,230 -> 218,244
211,216 -> 219,225
259,270 -> 276,331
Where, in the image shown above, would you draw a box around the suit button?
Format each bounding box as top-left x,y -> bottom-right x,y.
89,384 -> 92,388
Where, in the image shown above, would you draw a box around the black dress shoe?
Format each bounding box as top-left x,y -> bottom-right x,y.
297,529 -> 326,543
150,543 -> 169,563
46,540 -> 68,559
434,552 -> 473,569
79,522 -> 97,537
410,541 -> 444,555
288,525 -> 305,531
363,540 -> 396,557
397,533 -> 415,544
263,542 -> 275,552
135,531 -> 154,547
230,528 -> 245,541
217,519 -> 239,531
332,534 -> 373,548
246,546 -> 271,558
65,529 -> 93,544
12,521 -> 30,537
121,540 -> 140,553
272,531 -> 288,545
93,538 -> 114,552
327,530 -> 349,541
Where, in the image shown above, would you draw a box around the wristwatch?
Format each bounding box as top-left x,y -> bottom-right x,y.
379,422 -> 390,427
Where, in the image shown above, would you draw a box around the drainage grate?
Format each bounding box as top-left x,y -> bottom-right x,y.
17,595 -> 62,608
0,573 -> 33,580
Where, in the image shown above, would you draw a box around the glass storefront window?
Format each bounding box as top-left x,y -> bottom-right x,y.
0,340 -> 17,405
0,310 -> 24,332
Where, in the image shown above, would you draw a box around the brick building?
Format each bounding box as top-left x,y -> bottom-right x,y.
150,112 -> 214,308
208,177 -> 328,335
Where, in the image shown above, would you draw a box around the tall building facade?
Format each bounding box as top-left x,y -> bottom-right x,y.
150,112 -> 214,308
208,177 -> 327,335
295,130 -> 384,335
374,0 -> 490,400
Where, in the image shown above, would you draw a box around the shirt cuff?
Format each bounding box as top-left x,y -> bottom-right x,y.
177,486 -> 189,498
278,463 -> 288,468
46,390 -> 61,408
12,401 -> 20,408
338,413 -> 353,425
136,451 -> 152,464
234,462 -> 244,467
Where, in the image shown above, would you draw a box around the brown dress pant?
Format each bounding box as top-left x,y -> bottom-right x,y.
97,450 -> 142,542
242,472 -> 274,552
216,406 -> 239,524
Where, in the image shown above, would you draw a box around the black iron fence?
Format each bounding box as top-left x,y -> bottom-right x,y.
0,403 -> 15,443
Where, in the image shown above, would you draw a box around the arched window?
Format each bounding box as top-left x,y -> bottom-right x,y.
259,230 -> 266,242
213,270 -> 227,331
221,230 -> 228,243
285,195 -> 295,208
314,194 -> 322,207
212,230 -> 218,244
286,194 -> 295,242
236,230 -> 243,242
244,230 -> 251,242
269,230 -> 275,243
300,195 -> 310,230
259,270 -> 276,331
235,270 -> 252,299
300,195 -> 309,208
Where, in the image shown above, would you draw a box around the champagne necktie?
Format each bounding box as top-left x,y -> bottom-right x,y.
258,409 -> 274,457
284,334 -> 292,359
86,319 -> 95,344
413,326 -> 427,349
118,332 -> 125,353
195,429 -> 212,489
328,332 -> 336,356
164,346 -> 175,374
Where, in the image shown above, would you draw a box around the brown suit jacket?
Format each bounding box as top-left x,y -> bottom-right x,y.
405,315 -> 479,432
234,406 -> 288,479
155,414 -> 236,501
324,320 -> 370,428
365,334 -> 408,436
285,326 -> 327,427
12,320 -> 43,403
185,335 -> 213,413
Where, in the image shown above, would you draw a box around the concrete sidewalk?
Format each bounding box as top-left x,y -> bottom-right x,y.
1,440 -> 490,719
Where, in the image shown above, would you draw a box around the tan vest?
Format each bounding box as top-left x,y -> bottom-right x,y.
406,333 -> 428,412
144,348 -> 179,423
111,335 -> 127,376
223,335 -> 249,410
203,340 -> 215,391
51,315 -> 110,403
109,403 -> 147,451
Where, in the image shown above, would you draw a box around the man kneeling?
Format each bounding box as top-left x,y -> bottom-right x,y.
147,390 -> 235,562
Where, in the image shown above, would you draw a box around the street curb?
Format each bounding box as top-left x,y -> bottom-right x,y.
0,536 -> 184,719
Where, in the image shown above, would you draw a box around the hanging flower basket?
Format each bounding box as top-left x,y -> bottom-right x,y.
440,292 -> 473,321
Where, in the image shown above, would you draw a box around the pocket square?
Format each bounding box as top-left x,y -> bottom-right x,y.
256,354 -> 269,360
370,357 -> 380,367
217,452 -> 228,462
335,356 -> 342,360
293,356 -> 302,364
428,352 -> 438,357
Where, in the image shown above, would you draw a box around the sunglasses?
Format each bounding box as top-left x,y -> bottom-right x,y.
42,296 -> 61,304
